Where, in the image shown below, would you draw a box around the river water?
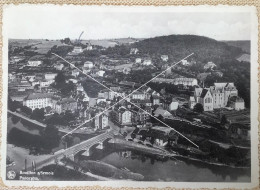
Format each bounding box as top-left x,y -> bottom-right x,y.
79,143 -> 250,182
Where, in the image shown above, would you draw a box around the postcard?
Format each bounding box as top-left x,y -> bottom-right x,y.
1,4 -> 259,189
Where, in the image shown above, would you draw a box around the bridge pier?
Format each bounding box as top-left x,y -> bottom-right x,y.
81,148 -> 90,157
96,142 -> 104,150
67,154 -> 75,162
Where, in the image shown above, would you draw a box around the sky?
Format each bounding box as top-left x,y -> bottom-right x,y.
3,5 -> 252,41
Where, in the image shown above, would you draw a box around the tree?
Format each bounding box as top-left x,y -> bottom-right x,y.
55,72 -> 66,87
221,115 -> 228,125
193,103 -> 204,113
31,108 -> 45,121
42,124 -> 60,150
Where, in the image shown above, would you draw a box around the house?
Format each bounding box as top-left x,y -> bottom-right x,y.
229,96 -> 245,110
152,95 -> 160,105
131,91 -> 146,100
173,78 -> 198,86
28,56 -> 42,67
148,126 -> 178,147
94,112 -> 108,130
198,89 -> 213,111
86,45 -> 93,51
97,70 -> 105,77
84,61 -> 94,68
112,107 -> 133,126
54,63 -> 64,70
135,58 -> 142,64
181,60 -> 190,66
161,55 -> 168,62
168,98 -> 179,111
204,61 -> 216,70
96,97 -> 106,104
45,73 -> 57,81
162,98 -> 179,111
188,96 -> 196,109
123,67 -> 131,74
53,97 -> 77,114
143,59 -> 152,66
71,69 -> 80,77
153,107 -> 172,118
211,83 -> 238,107
40,79 -> 53,88
130,48 -> 139,54
23,93 -> 53,110
71,46 -> 83,54
153,77 -> 198,86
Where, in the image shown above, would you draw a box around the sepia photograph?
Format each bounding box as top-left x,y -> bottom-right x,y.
1,4 -> 259,189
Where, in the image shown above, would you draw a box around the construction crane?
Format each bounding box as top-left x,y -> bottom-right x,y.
75,31 -> 84,45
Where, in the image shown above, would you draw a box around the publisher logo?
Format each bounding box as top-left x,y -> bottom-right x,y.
7,171 -> 16,180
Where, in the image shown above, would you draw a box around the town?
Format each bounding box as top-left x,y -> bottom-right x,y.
7,35 -> 251,181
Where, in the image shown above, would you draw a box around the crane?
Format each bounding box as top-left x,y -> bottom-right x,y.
75,31 -> 84,45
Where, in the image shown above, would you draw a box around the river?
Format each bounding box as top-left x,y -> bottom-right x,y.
78,143 -> 250,182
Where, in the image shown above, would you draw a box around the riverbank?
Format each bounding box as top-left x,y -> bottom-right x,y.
110,138 -> 250,169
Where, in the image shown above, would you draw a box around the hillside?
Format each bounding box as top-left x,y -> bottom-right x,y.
130,35 -> 243,64
223,40 -> 250,54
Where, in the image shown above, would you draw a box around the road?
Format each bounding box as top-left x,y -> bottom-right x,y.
8,110 -> 95,135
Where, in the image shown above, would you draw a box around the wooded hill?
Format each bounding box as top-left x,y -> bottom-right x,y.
130,35 -> 244,64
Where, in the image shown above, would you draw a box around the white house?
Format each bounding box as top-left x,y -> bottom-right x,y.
188,96 -> 196,109
169,99 -> 179,111
54,63 -> 64,70
135,58 -> 142,64
84,61 -> 94,68
86,45 -> 93,51
161,55 -> 169,62
97,70 -> 105,77
204,61 -> 217,70
130,48 -> 139,55
71,46 -> 83,54
181,60 -> 190,66
45,73 -> 57,81
143,59 -> 152,66
28,60 -> 42,67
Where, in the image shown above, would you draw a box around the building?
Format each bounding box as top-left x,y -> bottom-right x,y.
181,60 -> 190,66
131,91 -> 146,100
86,45 -> 93,51
210,83 -> 238,107
84,61 -> 94,68
161,55 -> 168,62
94,112 -> 108,130
198,89 -> 213,111
28,57 -> 42,67
153,77 -> 198,86
204,61 -> 216,70
71,46 -> 83,54
45,73 -> 57,81
229,96 -> 245,110
135,58 -> 142,64
112,107 -> 133,126
188,96 -> 196,109
143,59 -> 152,66
173,78 -> 198,86
153,107 -> 172,118
54,63 -> 64,70
23,93 -> 53,110
97,70 -> 105,77
53,97 -> 77,114
152,95 -> 160,105
130,48 -> 139,54
71,69 -> 80,77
